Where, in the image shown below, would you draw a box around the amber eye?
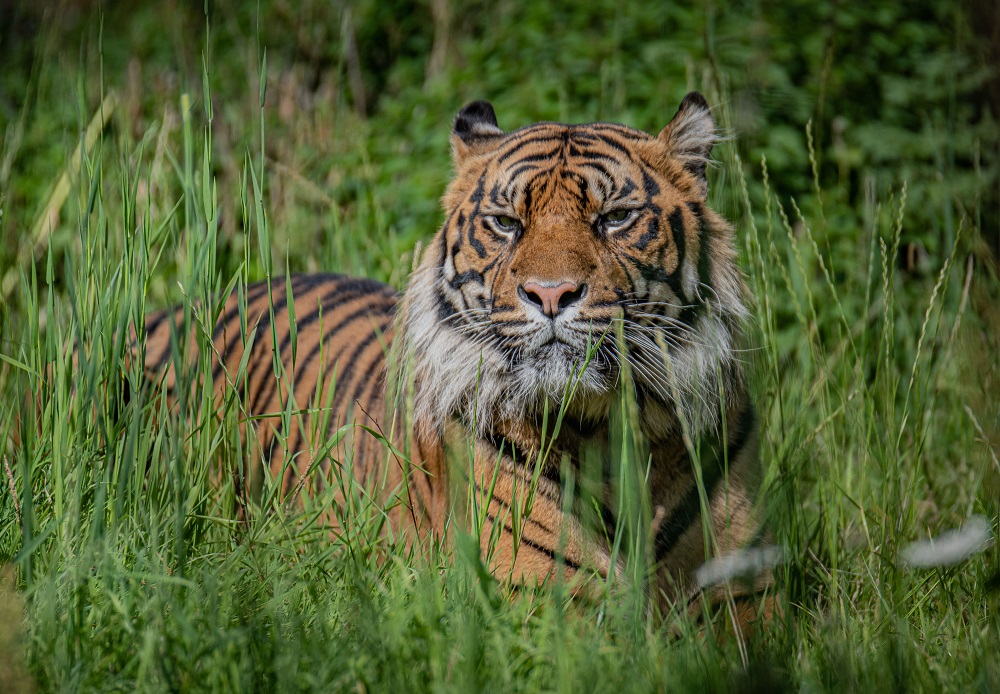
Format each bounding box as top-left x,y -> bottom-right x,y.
600,209 -> 635,229
488,215 -> 521,237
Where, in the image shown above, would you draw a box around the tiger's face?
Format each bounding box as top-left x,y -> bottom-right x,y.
405,93 -> 748,440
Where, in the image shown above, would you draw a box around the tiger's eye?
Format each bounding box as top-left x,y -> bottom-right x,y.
495,215 -> 518,229
603,209 -> 632,223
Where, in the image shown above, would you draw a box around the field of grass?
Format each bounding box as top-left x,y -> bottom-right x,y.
1,1 -> 999,691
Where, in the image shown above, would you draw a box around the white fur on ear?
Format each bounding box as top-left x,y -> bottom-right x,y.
658,91 -> 717,191
451,100 -> 504,164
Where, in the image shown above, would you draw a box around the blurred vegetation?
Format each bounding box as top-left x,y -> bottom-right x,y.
0,0 -> 998,691
1,0 -> 997,289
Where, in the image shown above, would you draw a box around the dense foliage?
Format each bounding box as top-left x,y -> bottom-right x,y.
1,0 -> 997,691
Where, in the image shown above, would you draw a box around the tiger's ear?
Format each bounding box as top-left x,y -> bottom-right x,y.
451,100 -> 504,165
657,91 -> 717,194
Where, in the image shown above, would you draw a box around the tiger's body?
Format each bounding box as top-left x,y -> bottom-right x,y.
136,92 -> 763,608
138,274 -> 410,515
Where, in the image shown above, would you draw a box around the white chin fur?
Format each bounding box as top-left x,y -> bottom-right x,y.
505,344 -> 614,416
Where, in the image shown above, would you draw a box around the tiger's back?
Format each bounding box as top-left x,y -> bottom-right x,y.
138,273 -> 419,519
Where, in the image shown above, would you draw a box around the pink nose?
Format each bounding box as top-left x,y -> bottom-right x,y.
519,281 -> 585,318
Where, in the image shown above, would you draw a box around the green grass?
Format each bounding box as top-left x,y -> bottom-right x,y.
1,1 -> 999,691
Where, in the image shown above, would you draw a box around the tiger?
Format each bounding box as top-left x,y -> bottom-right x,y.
132,91 -> 764,613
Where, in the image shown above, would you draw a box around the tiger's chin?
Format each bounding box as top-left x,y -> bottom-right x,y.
408,333 -> 613,439
523,341 -> 609,387
490,341 -> 614,427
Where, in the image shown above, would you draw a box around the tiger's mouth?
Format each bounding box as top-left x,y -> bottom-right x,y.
520,324 -> 594,363
535,339 -> 580,359
514,310 -> 611,351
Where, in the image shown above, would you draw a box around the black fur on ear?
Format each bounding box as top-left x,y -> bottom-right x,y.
657,91 -> 718,193
453,100 -> 502,143
451,101 -> 504,164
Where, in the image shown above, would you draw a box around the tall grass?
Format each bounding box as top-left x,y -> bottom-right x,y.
1,5 -> 998,692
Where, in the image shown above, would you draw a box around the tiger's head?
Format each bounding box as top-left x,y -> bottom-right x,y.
404,93 -> 749,442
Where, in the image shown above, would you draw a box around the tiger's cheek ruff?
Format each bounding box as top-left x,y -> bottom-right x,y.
603,185 -> 750,439
403,256 -> 514,435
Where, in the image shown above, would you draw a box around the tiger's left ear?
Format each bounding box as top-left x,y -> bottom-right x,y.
657,91 -> 717,196
451,100 -> 504,165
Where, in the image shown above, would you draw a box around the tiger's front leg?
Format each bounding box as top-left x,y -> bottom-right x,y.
441,428 -> 621,595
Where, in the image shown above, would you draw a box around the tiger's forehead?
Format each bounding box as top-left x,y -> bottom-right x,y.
482,122 -> 657,209
492,121 -> 652,162
504,120 -> 652,141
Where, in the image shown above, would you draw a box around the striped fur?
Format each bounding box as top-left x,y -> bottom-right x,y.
135,92 -> 763,607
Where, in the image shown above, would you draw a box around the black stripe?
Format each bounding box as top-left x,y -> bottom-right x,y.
238,277 -> 312,413
489,302 -> 518,314
500,147 -> 564,168
592,133 -> 633,157
689,201 -> 712,288
629,254 -> 683,299
331,319 -> 391,418
209,275 -> 313,381
667,206 -> 687,275
587,123 -> 647,138
251,295 -> 394,419
209,277 -> 309,384
472,464 -> 563,538
522,183 -> 534,218
633,217 -> 660,252
495,135 -> 562,165
474,456 -> 565,535
452,211 -> 465,254
482,254 -> 503,274
258,300 -> 394,469
271,281 -> 392,365
438,231 -> 449,267
141,310 -> 177,370
641,167 -> 662,200
507,162 -> 540,181
437,287 -> 459,322
212,278 -> 273,342
450,269 -> 485,290
469,172 -> 487,202
142,309 -> 169,338
576,161 -> 614,198
564,170 -> 589,212
612,178 -> 637,200
577,160 -> 613,179
351,346 -> 390,424
679,204 -> 711,326
612,255 -> 640,297
485,511 -> 583,571
466,175 -> 490,259
481,509 -> 583,572
223,280 -> 390,392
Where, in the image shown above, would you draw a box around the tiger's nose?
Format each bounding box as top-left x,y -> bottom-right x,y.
518,281 -> 587,318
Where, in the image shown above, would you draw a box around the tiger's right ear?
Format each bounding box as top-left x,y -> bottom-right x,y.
451,100 -> 504,164
657,91 -> 717,196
